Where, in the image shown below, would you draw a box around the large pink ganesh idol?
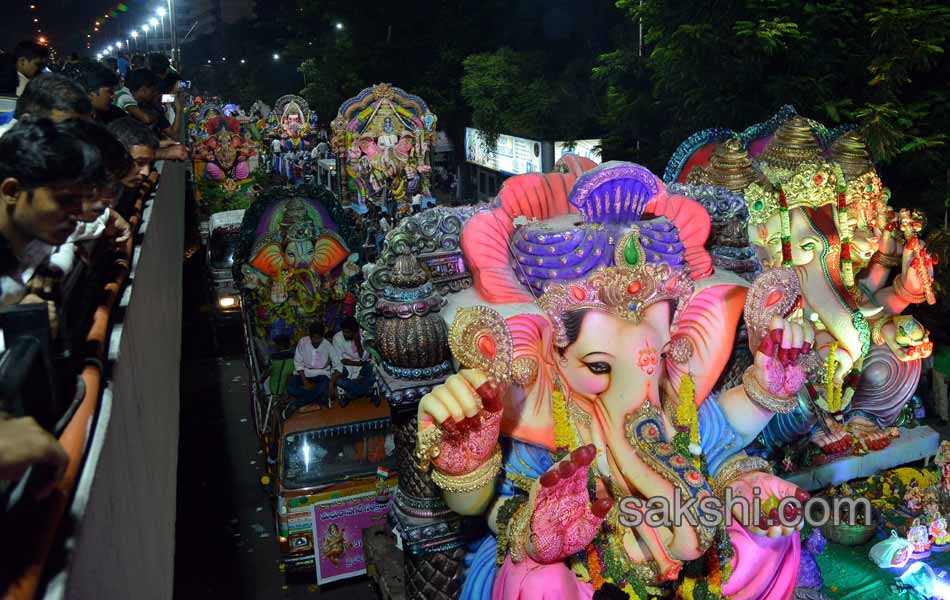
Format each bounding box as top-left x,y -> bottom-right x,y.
414,159 -> 812,599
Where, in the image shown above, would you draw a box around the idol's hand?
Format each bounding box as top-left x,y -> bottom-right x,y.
523,445 -> 611,564
417,370 -> 502,476
729,471 -> 808,538
753,316 -> 815,396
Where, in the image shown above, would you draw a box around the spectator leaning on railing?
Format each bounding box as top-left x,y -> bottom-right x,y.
106,117 -> 160,219
0,118 -> 103,309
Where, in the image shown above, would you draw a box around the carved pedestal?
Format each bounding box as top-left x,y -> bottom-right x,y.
369,247 -> 483,600
380,374 -> 480,600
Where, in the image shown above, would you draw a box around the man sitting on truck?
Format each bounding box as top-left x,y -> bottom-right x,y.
331,317 -> 375,406
285,323 -> 336,416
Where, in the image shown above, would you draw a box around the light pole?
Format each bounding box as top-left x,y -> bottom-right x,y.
131,30 -> 139,52
156,8 -> 167,52
168,0 -> 179,68
149,18 -> 160,52
142,25 -> 150,53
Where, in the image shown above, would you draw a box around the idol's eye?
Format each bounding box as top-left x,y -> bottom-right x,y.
768,238 -> 781,246
583,361 -> 612,375
800,241 -> 816,252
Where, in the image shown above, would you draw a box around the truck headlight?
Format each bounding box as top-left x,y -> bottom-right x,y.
218,295 -> 238,309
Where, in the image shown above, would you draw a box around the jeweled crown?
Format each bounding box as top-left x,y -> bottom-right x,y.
744,160 -> 840,225
538,264 -> 694,348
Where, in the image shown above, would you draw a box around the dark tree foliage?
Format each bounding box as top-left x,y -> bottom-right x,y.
597,0 -> 950,221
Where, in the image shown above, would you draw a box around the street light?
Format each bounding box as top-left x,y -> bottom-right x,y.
335,22 -> 343,30
240,59 -> 245,64
156,8 -> 167,50
272,53 -> 279,60
142,24 -> 150,52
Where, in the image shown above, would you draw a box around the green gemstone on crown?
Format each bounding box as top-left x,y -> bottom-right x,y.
624,238 -> 640,265
753,200 -> 764,210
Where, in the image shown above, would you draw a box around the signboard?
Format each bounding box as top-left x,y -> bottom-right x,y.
311,488 -> 394,584
465,127 -> 543,175
555,139 -> 602,164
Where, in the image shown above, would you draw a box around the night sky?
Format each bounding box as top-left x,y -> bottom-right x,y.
0,0 -> 165,58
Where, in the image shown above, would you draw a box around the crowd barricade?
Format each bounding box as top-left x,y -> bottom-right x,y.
1,161 -> 182,600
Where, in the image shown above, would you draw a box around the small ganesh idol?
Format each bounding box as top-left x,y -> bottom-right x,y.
929,512 -> 948,547
414,161 -> 813,599
907,518 -> 932,554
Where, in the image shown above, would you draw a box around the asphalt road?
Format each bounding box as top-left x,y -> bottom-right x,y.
173,253 -> 379,600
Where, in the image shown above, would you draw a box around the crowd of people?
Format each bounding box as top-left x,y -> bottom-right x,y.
0,42 -> 189,504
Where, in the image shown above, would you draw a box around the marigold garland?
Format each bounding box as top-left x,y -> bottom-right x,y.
587,545 -> 604,590
679,576 -> 698,599
552,388 -> 573,452
825,341 -> 843,412
676,373 -> 700,467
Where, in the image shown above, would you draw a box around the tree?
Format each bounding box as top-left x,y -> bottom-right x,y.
597,0 -> 950,220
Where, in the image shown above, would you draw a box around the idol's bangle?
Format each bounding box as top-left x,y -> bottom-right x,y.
711,453 -> 773,499
430,444 -> 502,494
870,315 -> 891,345
495,494 -> 528,566
414,425 -> 443,471
507,500 -> 532,563
870,251 -> 901,269
893,274 -> 926,304
742,366 -> 798,414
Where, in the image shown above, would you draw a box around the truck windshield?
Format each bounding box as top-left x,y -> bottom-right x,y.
209,227 -> 240,270
281,428 -> 394,489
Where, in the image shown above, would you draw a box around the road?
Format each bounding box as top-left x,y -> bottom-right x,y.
173,252 -> 379,599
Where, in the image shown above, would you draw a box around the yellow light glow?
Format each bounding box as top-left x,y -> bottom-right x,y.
218,296 -> 237,308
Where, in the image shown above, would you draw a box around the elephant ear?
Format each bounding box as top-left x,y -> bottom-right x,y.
311,235 -> 350,275
666,279 -> 748,406
250,242 -> 285,277
501,314 -> 558,450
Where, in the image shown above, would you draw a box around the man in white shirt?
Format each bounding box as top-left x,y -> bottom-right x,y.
331,317 -> 375,405
285,323 -> 338,415
13,41 -> 48,98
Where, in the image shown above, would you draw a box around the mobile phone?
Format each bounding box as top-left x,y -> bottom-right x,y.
161,94 -> 175,103
179,80 -> 191,89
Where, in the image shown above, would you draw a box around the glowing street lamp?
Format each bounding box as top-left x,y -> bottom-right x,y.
335,22 -> 343,30
272,53 -> 279,60
157,7 -> 166,17
141,24 -> 150,52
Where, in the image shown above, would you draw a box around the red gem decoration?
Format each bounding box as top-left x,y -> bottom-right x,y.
765,290 -> 783,308
627,281 -> 642,295
814,174 -> 825,185
570,286 -> 587,300
476,334 -> 496,359
841,243 -> 851,260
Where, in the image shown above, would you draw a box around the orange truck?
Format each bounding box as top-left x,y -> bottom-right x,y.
269,398 -> 396,578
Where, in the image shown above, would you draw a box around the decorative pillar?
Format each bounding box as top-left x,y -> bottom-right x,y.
373,252 -> 479,600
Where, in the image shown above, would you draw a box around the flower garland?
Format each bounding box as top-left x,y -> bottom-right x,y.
552,385 -> 573,454
825,341 -> 843,413
777,189 -> 793,266
675,373 -> 701,468
833,164 -> 855,288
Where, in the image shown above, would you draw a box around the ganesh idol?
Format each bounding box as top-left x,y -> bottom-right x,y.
414,160 -> 812,599
737,119 -> 935,455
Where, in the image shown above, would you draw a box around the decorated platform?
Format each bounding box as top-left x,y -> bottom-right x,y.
786,426 -> 941,491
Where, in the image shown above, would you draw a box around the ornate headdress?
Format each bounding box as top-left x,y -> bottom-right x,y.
685,137 -> 758,192
744,160 -> 840,226
538,264 -> 694,348
286,222 -> 315,243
